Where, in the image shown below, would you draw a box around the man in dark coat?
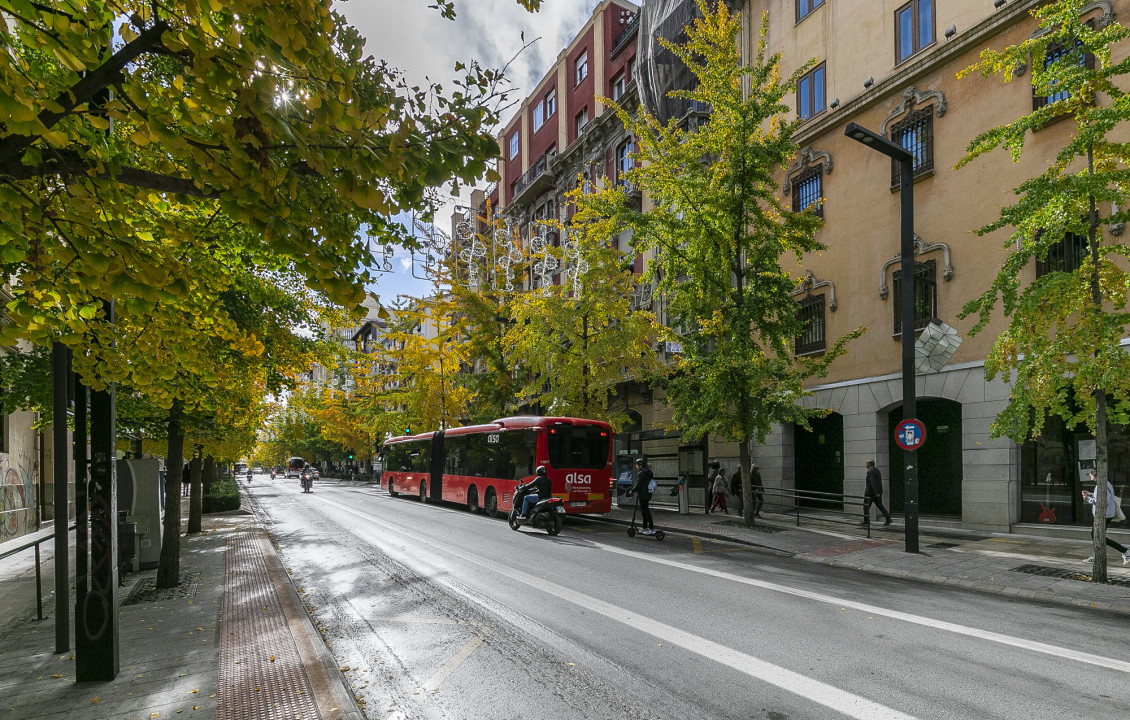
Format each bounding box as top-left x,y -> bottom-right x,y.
632,457 -> 656,535
863,460 -> 893,526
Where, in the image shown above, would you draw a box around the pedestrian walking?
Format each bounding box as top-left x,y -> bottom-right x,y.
181,462 -> 191,497
750,464 -> 764,518
729,467 -> 743,515
632,457 -> 656,535
1082,471 -> 1130,566
708,462 -> 728,514
862,460 -> 892,526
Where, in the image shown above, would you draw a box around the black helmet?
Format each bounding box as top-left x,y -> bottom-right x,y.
634,457 -> 645,466
535,465 -> 548,476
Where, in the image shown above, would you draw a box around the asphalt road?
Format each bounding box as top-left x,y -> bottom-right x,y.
246,474 -> 1130,720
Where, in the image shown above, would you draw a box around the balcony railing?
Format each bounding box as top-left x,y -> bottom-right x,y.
513,154 -> 548,198
610,14 -> 639,59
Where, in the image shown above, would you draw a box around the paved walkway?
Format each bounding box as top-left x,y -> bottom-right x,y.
0,498 -> 362,720
3,480 -> 1129,720
605,497 -> 1130,613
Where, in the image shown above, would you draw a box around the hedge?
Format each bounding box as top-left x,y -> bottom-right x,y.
202,480 -> 242,513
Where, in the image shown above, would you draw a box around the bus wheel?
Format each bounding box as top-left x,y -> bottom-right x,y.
467,487 -> 479,514
419,482 -> 427,503
547,513 -> 564,536
484,489 -> 498,518
388,479 -> 398,497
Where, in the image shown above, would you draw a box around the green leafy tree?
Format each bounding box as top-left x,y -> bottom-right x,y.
575,2 -> 862,523
506,210 -> 668,428
957,0 -> 1130,581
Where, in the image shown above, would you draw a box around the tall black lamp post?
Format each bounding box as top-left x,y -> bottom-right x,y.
844,122 -> 920,553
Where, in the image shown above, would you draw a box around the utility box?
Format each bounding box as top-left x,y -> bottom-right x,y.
117,459 -> 163,569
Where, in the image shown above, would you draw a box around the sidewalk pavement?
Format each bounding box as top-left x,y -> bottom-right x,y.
0,495 -> 362,720
604,497 -> 1130,614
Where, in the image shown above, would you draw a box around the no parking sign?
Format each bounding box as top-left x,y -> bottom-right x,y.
895,419 -> 926,451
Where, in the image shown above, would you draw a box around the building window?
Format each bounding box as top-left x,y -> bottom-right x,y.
616,138 -> 633,183
1034,32 -> 1094,109
544,88 -> 556,118
797,63 -> 825,121
889,106 -> 933,186
1036,232 -> 1089,277
575,107 -> 589,137
895,0 -> 934,65
575,51 -> 589,85
509,132 -> 519,160
533,101 -> 545,132
792,164 -> 823,216
797,0 -> 824,23
892,259 -> 937,334
795,295 -> 826,355
611,72 -> 626,101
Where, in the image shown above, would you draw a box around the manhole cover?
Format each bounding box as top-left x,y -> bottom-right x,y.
1010,563 -> 1130,587
122,572 -> 201,605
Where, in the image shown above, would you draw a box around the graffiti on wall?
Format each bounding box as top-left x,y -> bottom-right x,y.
0,453 -> 35,540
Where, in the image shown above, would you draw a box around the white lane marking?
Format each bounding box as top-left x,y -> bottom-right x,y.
314,490 -> 1130,675
593,543 -> 1130,675
318,497 -> 916,720
419,635 -> 485,693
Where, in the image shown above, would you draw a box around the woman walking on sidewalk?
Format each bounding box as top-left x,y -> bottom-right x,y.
1083,471 -> 1130,565
708,462 -> 728,514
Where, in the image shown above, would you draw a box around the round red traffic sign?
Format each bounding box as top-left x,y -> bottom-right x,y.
895,419 -> 926,451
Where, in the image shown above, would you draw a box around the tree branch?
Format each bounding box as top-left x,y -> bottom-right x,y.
0,20 -> 171,167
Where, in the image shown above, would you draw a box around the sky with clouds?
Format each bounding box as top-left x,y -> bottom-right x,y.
336,0 -> 607,301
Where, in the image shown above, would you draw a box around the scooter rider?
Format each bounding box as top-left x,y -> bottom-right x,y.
518,466 -> 551,520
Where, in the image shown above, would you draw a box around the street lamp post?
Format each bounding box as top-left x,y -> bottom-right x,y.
844,122 -> 919,553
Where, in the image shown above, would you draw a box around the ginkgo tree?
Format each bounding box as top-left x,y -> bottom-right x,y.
574,1 -> 863,524
957,0 -> 1130,581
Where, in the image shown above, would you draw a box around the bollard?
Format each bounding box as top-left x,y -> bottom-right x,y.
678,484 -> 689,515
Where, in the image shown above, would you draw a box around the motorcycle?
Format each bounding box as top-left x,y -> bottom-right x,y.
270,470 -> 276,480
300,468 -> 313,493
507,482 -> 565,535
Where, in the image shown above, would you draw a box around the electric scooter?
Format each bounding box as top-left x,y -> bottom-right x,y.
626,494 -> 665,540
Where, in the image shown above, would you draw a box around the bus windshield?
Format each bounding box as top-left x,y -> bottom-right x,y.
547,424 -> 609,470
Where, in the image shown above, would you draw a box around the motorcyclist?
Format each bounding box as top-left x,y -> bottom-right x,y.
517,466 -> 551,520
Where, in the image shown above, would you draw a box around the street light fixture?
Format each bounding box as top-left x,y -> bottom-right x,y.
844,122 -> 920,554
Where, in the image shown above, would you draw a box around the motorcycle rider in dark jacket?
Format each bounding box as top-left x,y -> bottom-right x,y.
518,466 -> 551,519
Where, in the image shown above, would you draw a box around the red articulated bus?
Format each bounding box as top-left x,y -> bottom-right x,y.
380,416 -> 613,517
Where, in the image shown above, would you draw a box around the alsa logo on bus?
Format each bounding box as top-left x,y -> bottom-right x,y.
565,472 -> 593,487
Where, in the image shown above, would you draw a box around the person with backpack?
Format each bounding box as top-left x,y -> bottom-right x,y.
632,457 -> 656,535
708,461 -> 728,514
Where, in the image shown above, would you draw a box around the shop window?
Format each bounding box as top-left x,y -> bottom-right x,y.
895,0 -> 934,65
1036,231 -> 1089,277
795,295 -> 826,355
889,105 -> 933,186
791,164 -> 823,216
892,259 -> 936,334
797,63 -> 825,121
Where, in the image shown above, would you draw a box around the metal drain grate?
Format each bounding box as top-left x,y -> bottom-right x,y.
122,572 -> 201,605
1010,563 -> 1130,587
927,542 -> 959,549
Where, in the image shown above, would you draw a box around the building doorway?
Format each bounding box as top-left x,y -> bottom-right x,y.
794,413 -> 844,510
887,399 -> 963,517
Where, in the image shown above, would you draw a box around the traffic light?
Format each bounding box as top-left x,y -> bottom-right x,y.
347,451 -> 354,460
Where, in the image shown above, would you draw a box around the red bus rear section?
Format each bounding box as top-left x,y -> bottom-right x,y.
380,416 -> 613,517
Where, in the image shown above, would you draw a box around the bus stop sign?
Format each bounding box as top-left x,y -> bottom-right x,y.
895,419 -> 926,451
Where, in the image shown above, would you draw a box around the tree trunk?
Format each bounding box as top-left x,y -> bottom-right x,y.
156,402 -> 184,589
187,446 -> 203,534
202,455 -> 215,496
739,434 -> 754,526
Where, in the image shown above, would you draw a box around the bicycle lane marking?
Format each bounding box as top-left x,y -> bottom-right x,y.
317,496 -> 917,720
